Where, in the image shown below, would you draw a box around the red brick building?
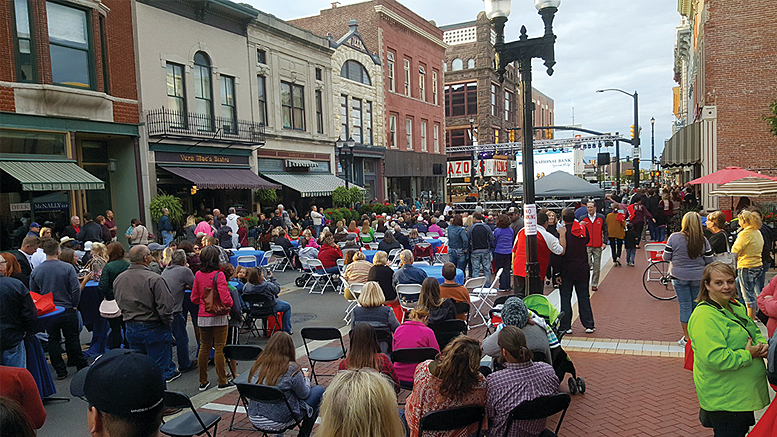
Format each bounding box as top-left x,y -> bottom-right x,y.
0,0 -> 143,250
291,0 -> 447,203
667,0 -> 777,209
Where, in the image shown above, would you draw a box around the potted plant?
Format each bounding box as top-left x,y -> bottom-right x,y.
149,193 -> 184,227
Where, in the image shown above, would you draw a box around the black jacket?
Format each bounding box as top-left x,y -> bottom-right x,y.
243,277 -> 280,307
395,233 -> 411,250
468,222 -> 494,252
77,221 -> 103,243
0,276 -> 37,352
367,264 -> 396,301
14,250 -> 32,279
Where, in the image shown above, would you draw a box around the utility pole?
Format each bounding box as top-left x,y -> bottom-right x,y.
633,91 -> 640,189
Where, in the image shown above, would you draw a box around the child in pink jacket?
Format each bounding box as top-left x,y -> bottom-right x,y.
392,307 -> 439,383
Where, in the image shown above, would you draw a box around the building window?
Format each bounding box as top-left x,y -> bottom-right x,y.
220,75 -> 236,134
315,67 -> 322,81
193,51 -> 214,131
420,120 -> 427,152
404,58 -> 411,97
419,65 -> 426,102
443,62 -> 447,72
341,60 -> 371,85
406,117 -> 413,150
387,51 -> 395,92
315,90 -> 323,134
494,128 -> 500,143
389,114 -> 397,148
491,84 -> 498,116
444,82 -> 477,117
257,49 -> 266,64
351,98 -> 363,144
47,1 -> 92,88
257,76 -> 267,125
364,101 -> 373,146
433,123 -> 440,153
432,71 -> 438,105
467,59 -> 475,69
281,81 -> 304,130
446,128 -> 469,148
12,0 -> 36,83
451,58 -> 463,71
505,90 -> 513,122
166,63 -> 186,128
340,95 -> 348,140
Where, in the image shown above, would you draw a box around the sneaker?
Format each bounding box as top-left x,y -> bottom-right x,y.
218,381 -> 235,391
166,371 -> 182,384
199,382 -> 210,391
564,329 -> 573,335
180,363 -> 198,373
585,328 -> 596,334
56,373 -> 68,380
678,336 -> 687,346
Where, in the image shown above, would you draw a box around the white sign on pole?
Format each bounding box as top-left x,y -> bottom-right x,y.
524,204 -> 537,236
447,159 -> 508,178
10,203 -> 31,212
515,149 -> 575,183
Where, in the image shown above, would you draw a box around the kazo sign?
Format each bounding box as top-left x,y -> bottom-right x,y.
448,159 -> 508,178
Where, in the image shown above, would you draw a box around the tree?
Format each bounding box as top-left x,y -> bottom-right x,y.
332,186 -> 351,207
348,186 -> 363,204
765,99 -> 777,137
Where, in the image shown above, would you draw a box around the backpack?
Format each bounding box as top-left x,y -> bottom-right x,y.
768,330 -> 777,386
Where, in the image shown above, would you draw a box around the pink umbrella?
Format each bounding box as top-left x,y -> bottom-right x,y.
688,167 -> 777,185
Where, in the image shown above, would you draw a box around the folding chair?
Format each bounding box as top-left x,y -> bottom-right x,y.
305,259 -> 336,294
485,295 -> 511,336
418,405 -> 485,437
236,255 -> 257,268
396,283 -> 422,315
428,319 -> 467,350
336,259 -> 346,293
374,326 -> 393,355
390,347 -> 439,390
258,251 -> 272,267
374,232 -> 385,240
342,280 -> 364,324
387,248 -> 402,265
503,393 -> 572,437
269,244 -> 290,272
454,301 -> 470,324
300,327 -> 347,385
413,243 -> 434,265
223,346 -> 263,430
433,242 -> 449,264
160,391 -> 221,437
463,277 -> 487,329
232,383 -> 304,435
242,294 -> 281,337
470,269 -> 503,328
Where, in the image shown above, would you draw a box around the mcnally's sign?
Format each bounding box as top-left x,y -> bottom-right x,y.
155,151 -> 249,166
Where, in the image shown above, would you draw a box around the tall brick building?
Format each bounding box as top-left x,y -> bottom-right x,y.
667,0 -> 777,209
291,0 -> 447,203
441,12 -> 554,187
0,0 -> 143,250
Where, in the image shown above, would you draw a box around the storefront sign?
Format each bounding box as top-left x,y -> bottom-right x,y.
448,161 -> 471,178
448,159 -> 508,178
34,202 -> 69,212
10,203 -> 31,212
155,151 -> 249,166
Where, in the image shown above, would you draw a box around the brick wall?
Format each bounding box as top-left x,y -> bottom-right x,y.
704,0 -> 777,172
103,0 -> 138,104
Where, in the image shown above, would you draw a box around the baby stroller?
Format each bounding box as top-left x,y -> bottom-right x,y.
524,294 -> 586,395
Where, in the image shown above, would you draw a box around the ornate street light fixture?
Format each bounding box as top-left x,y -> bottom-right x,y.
485,0 -> 560,296
336,137 -> 356,189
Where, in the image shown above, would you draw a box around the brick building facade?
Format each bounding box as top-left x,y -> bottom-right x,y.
0,0 -> 143,250
668,0 -> 777,209
291,0 -> 447,203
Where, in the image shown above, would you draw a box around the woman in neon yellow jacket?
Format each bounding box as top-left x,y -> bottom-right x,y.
688,262 -> 769,437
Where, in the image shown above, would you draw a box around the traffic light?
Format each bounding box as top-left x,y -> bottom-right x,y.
630,125 -> 635,139
509,130 -> 515,142
546,129 -> 553,139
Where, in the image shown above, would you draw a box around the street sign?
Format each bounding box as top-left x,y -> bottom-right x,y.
10,203 -> 30,212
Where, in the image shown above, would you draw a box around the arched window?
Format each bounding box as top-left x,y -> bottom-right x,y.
443,62 -> 447,72
340,60 -> 371,85
451,58 -> 463,71
193,51 -> 213,131
467,59 -> 475,69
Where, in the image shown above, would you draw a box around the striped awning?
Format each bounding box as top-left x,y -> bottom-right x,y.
710,177 -> 777,197
162,166 -> 280,189
661,122 -> 700,168
0,160 -> 104,191
285,159 -> 319,168
262,172 -> 365,198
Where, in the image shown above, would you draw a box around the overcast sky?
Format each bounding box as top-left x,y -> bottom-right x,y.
248,0 -> 680,168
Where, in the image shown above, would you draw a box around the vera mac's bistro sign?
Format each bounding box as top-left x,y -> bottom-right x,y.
155,151 -> 249,166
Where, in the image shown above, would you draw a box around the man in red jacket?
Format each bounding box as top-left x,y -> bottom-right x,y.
581,202 -> 608,291
512,211 -> 566,298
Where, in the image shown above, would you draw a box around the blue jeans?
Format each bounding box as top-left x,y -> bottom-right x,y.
737,265 -> 765,306
0,341 -> 26,368
125,322 -> 176,381
471,251 -> 492,284
448,248 -> 467,272
298,385 -> 325,437
171,313 -> 192,370
274,300 -> 292,333
647,221 -> 658,242
626,248 -> 636,265
656,225 -> 666,242
325,266 -> 340,274
313,225 -> 322,238
672,279 -> 700,324
161,230 -> 173,247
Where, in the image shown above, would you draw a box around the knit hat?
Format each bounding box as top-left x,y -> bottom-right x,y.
501,296 -> 529,328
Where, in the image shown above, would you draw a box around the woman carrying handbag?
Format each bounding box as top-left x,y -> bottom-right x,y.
190,245 -> 233,391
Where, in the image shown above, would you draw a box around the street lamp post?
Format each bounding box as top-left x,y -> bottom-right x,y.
596,88 -> 639,189
486,0 -> 560,296
651,117 -> 655,186
336,137 -> 356,189
469,117 -> 477,192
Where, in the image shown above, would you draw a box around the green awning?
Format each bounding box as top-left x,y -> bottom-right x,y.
0,160 -> 105,191
261,172 -> 365,198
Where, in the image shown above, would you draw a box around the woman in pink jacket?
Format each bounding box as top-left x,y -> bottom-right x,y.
194,214 -> 215,237
392,307 -> 439,384
190,245 -> 233,391
757,275 -> 777,337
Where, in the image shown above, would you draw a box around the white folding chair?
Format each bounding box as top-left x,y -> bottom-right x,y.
347,232 -> 360,241
237,247 -> 254,251
343,280 -> 365,324
336,259 -> 346,293
396,283 -> 422,314
258,251 -> 272,268
387,248 -> 402,264
374,232 -> 385,240
236,255 -> 257,268
463,277 -> 488,329
269,244 -> 290,272
305,259 -> 335,294
470,269 -> 503,328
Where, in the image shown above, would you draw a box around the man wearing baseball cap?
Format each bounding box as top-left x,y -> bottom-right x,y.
71,349 -> 165,437
26,222 -> 41,238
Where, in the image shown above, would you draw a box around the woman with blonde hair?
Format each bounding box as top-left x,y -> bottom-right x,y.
246,332 -> 324,437
360,220 -> 376,243
663,211 -> 713,345
88,242 -> 108,279
405,335 -> 487,437
732,210 -> 765,319
348,220 -> 359,234
39,227 -> 52,238
343,250 -> 372,285
184,215 -> 198,243
317,369 -> 405,437
351,281 -> 400,331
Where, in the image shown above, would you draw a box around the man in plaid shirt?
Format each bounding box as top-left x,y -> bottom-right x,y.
486,326 -> 559,437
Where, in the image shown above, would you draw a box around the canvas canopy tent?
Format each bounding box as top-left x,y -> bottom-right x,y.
710,177 -> 777,197
509,171 -> 605,198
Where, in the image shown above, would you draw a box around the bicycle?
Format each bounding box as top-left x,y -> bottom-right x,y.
642,243 -> 677,300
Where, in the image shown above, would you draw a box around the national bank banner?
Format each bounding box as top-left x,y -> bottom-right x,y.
515,149 -> 575,183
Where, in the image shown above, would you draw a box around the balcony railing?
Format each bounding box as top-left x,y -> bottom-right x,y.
146,108 -> 265,145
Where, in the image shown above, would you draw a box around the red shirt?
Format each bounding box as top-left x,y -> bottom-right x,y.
582,215 -> 606,247
0,366 -> 46,429
317,244 -> 343,269
512,229 -> 551,280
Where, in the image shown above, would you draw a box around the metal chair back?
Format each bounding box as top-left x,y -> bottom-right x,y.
418,405 -> 485,436
504,393 -> 571,437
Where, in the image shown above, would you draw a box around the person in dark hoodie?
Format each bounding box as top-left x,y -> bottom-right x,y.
242,267 -> 292,334
76,213 -> 104,243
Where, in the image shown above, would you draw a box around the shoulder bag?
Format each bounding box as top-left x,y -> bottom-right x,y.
203,271 -> 231,316
712,234 -> 737,269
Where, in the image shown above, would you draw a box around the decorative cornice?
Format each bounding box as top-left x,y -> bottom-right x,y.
373,5 -> 447,49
